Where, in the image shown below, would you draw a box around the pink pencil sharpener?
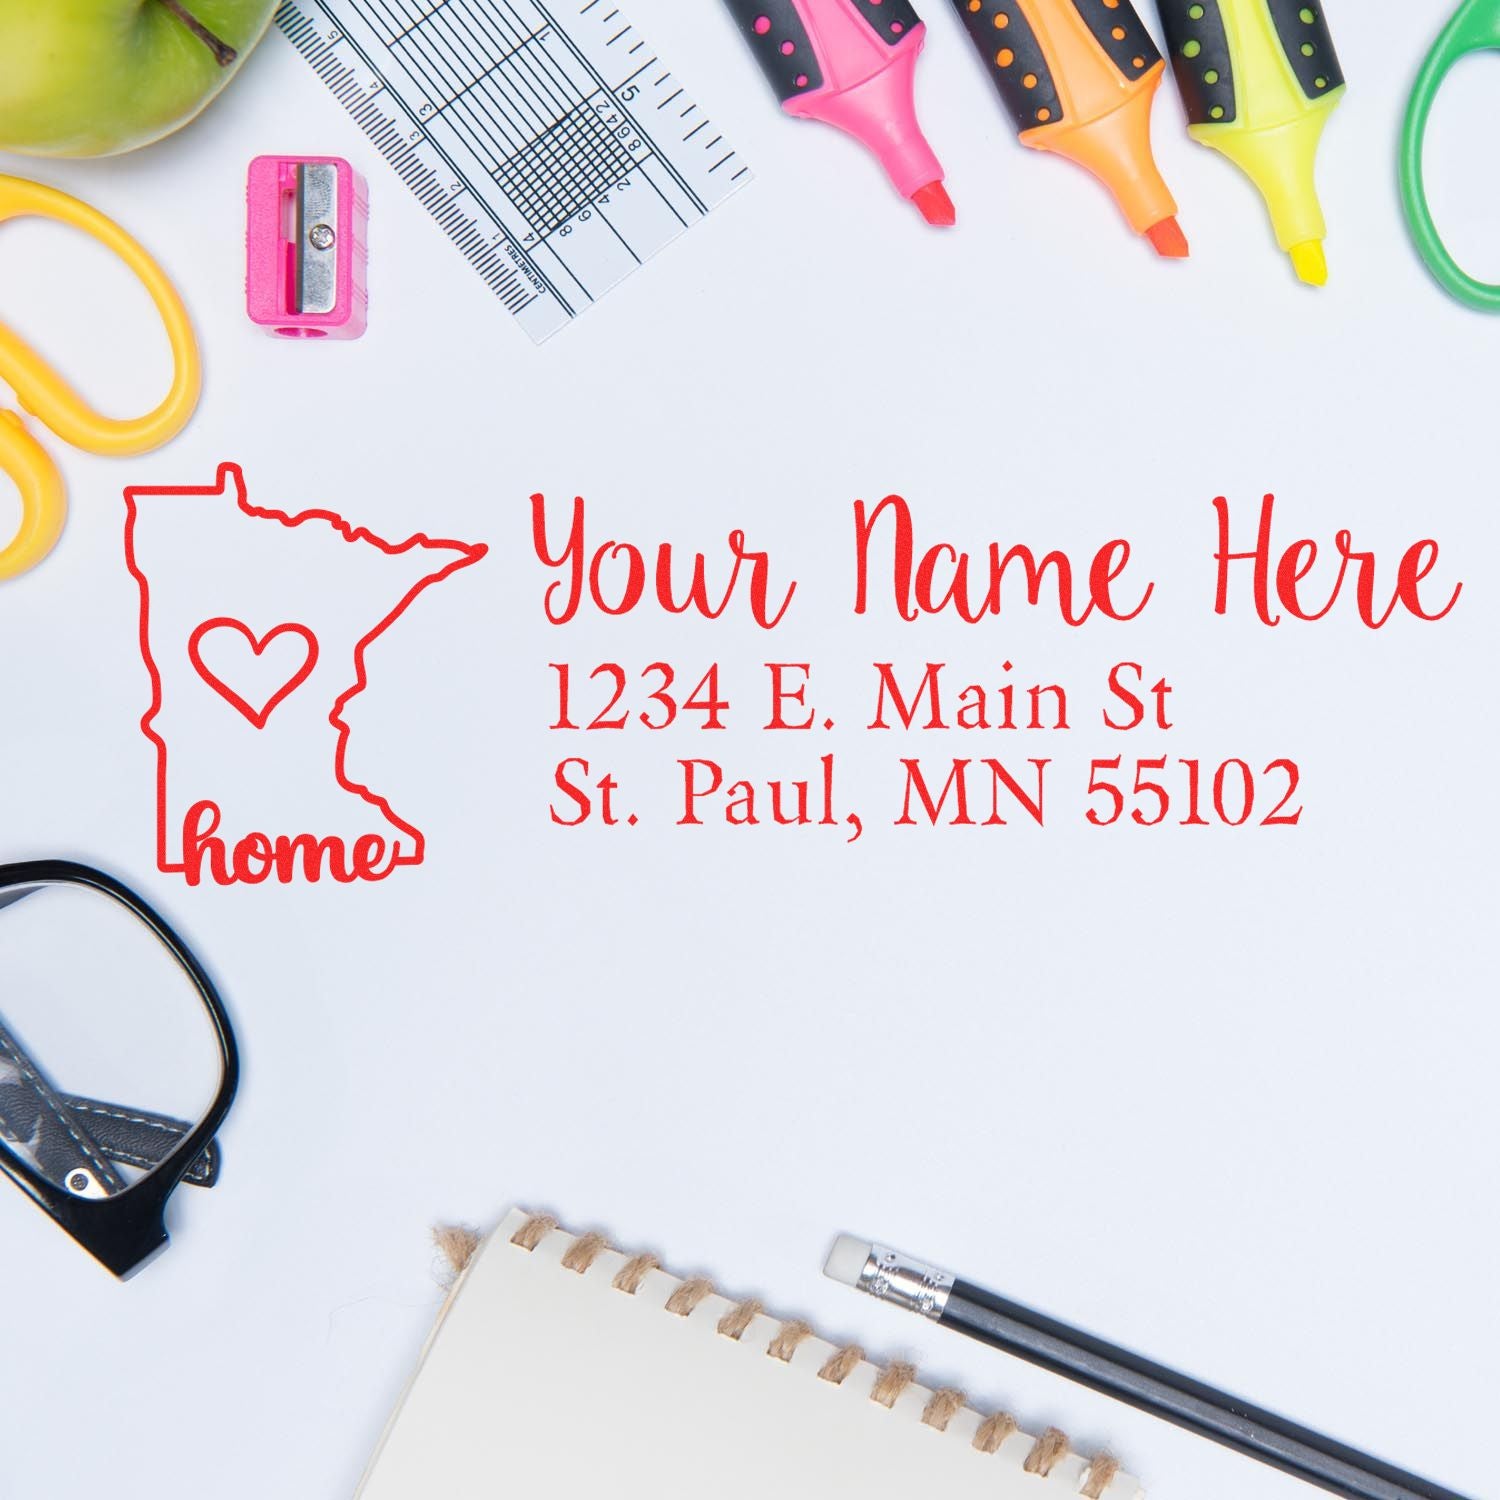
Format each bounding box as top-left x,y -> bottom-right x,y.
247,155 -> 368,339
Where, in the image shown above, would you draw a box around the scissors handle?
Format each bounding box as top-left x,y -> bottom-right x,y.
1400,0 -> 1500,311
0,175 -> 201,452
0,175 -> 201,581
0,412 -> 67,580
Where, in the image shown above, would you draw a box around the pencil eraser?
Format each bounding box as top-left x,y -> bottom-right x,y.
824,1235 -> 873,1287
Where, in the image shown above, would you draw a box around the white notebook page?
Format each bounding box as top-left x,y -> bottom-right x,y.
358,1210 -> 1140,1500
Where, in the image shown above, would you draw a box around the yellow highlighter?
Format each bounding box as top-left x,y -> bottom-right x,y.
1153,1 -> 1344,285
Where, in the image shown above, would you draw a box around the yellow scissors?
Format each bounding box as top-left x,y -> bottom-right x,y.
0,174 -> 200,581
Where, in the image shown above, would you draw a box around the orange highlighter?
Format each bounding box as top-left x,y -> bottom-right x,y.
950,0 -> 1187,256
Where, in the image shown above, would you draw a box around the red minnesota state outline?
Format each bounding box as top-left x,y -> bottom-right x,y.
124,463 -> 487,879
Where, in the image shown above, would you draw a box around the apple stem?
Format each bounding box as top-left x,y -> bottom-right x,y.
154,0 -> 239,67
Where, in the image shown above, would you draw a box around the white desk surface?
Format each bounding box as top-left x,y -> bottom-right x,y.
0,4 -> 1494,1498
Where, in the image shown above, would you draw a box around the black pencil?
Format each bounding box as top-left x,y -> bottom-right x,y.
824,1238 -> 1471,1500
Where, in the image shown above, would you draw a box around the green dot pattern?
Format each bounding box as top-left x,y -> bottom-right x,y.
1265,0 -> 1345,99
1154,0 -> 1235,125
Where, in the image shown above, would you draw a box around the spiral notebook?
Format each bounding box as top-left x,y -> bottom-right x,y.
357,1208 -> 1141,1499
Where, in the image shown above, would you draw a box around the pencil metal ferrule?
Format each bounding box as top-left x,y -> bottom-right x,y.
858,1244 -> 953,1320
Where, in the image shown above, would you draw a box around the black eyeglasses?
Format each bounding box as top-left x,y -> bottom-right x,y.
0,860 -> 238,1277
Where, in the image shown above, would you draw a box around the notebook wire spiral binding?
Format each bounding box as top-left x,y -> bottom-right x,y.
437,1212 -> 1133,1500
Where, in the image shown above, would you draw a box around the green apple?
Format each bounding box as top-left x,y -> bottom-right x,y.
0,0 -> 278,157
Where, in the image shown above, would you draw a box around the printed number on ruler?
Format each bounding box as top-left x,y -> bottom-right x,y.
276,0 -> 751,341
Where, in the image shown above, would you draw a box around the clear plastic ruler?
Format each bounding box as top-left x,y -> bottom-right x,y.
275,0 -> 751,341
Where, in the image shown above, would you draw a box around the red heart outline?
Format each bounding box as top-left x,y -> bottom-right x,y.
188,618 -> 320,730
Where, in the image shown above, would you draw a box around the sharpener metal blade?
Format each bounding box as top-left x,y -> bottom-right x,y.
295,162 -> 339,316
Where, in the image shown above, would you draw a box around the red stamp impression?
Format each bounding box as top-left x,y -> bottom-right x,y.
187,619 -> 322,731
124,463 -> 486,886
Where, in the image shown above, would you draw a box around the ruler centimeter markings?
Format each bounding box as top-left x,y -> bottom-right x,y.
275,0 -> 750,341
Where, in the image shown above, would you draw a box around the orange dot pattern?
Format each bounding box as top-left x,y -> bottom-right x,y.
953,0 -> 1062,131
1071,0 -> 1161,81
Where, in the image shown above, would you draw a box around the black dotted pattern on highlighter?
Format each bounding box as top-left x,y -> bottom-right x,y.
849,0 -> 923,45
1265,0 -> 1344,100
1154,0 -> 1235,125
1070,0 -> 1160,82
722,0 -> 825,102
953,0 -> 1063,133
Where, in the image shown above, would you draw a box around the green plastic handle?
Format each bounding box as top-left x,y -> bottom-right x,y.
1401,0 -> 1500,311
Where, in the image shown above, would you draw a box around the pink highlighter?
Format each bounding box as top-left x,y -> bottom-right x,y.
246,155 -> 368,339
724,0 -> 954,225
